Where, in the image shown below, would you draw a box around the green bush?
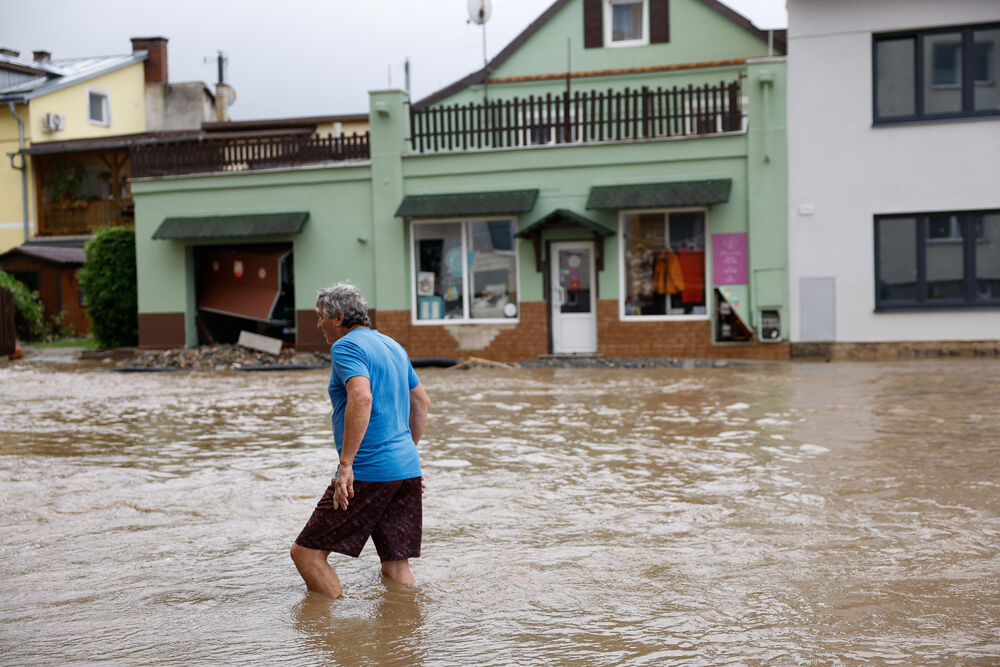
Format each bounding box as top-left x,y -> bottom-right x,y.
44,310 -> 76,341
0,269 -> 45,341
78,227 -> 137,348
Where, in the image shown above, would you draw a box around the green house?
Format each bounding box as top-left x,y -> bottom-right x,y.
132,0 -> 788,360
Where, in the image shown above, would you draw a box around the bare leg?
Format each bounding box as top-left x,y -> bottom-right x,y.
290,543 -> 343,598
380,559 -> 414,585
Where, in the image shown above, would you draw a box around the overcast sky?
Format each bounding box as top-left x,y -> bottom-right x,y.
3,0 -> 787,121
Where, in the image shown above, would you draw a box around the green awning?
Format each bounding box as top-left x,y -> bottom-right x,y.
516,208 -> 615,272
515,208 -> 615,238
586,179 -> 732,210
395,189 -> 538,218
152,212 -> 308,240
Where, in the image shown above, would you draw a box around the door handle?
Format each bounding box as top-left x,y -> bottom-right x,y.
557,287 -> 566,305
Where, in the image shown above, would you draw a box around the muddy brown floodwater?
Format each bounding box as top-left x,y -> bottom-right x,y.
1,356 -> 998,665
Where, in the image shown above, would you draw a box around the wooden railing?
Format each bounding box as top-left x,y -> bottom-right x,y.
130,132 -> 370,178
410,80 -> 741,153
37,199 -> 133,236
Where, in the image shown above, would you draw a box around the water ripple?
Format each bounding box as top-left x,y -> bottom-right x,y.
1,360 -> 998,664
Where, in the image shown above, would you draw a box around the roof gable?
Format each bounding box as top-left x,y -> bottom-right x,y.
0,52 -> 147,103
416,0 -> 784,108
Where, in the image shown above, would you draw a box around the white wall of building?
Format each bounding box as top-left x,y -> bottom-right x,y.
787,0 -> 1000,342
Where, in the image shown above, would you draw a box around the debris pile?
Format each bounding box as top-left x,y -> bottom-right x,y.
118,344 -> 329,372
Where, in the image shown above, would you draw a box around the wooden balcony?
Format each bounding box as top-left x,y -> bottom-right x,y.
130,132 -> 371,178
410,80 -> 742,153
37,199 -> 133,236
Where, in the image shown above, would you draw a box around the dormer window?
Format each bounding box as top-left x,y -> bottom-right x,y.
88,88 -> 110,126
584,0 -> 669,49
609,0 -> 647,45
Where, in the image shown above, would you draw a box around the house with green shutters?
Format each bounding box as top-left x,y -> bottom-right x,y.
131,0 -> 789,360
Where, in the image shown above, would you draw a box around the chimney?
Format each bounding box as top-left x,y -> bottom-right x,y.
131,36 -> 168,84
214,84 -> 234,122
0,47 -> 20,58
33,50 -> 51,63
213,52 -> 234,122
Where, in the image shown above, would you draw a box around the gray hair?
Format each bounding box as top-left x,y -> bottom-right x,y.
316,282 -> 371,328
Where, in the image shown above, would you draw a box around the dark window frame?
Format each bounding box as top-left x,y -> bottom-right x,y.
874,209 -> 1000,311
872,22 -> 1000,125
584,0 -> 669,49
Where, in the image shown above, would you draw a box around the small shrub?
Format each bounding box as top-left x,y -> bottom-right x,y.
78,227 -> 137,348
0,269 -> 45,341
44,310 -> 76,341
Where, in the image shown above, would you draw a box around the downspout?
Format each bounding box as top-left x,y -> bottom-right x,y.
7,101 -> 30,242
757,71 -> 774,163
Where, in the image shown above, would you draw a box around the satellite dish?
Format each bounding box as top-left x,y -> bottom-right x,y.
468,0 -> 491,24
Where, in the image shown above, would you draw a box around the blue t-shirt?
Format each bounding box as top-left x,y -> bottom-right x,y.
328,328 -> 422,482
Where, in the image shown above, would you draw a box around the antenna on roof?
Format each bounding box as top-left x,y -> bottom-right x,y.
216,50 -> 228,84
467,0 -> 492,102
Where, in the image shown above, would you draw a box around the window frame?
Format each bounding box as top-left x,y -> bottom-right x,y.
87,86 -> 111,126
617,206 -> 711,322
409,216 -> 521,325
604,0 -> 649,48
873,209 -> 1000,311
872,22 -> 1000,125
523,108 -> 579,146
973,39 -> 994,85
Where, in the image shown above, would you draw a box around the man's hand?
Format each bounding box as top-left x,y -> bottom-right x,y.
333,463 -> 354,510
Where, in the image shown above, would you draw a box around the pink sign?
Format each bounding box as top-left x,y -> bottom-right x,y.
712,233 -> 748,285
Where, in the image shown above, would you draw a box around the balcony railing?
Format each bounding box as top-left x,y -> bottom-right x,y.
130,132 -> 371,178
410,80 -> 742,153
37,199 -> 133,236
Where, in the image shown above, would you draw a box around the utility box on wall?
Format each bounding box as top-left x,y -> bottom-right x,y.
758,309 -> 781,342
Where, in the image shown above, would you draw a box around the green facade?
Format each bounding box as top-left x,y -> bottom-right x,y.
134,165 -> 374,344
132,0 -> 788,351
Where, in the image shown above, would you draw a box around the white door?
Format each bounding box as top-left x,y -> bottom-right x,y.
550,242 -> 597,354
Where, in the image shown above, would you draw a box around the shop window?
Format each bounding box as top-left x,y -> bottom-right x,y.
620,209 -> 706,318
873,23 -> 1000,123
411,219 -> 518,322
87,88 -> 111,126
875,210 -> 1000,309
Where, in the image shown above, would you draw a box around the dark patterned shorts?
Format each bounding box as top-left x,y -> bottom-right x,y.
295,476 -> 422,561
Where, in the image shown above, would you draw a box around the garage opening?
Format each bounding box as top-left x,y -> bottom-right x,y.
194,243 -> 295,345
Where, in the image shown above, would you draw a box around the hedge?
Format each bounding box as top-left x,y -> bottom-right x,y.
0,269 -> 45,340
78,227 -> 138,348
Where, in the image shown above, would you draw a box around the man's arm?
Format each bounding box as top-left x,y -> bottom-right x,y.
409,383 -> 430,445
333,375 -> 372,509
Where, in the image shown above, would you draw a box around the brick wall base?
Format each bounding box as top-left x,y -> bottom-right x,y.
377,301 -> 549,361
373,300 -> 789,362
138,312 -> 186,349
792,340 -> 1000,361
595,301 -> 789,361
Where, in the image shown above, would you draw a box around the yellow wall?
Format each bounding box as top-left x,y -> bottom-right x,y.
0,106 -> 33,251
0,62 -> 147,252
30,62 -> 147,143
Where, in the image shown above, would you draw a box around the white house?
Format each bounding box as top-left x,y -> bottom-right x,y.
787,0 -> 1000,355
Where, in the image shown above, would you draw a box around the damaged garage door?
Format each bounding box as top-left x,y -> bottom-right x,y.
196,244 -> 294,343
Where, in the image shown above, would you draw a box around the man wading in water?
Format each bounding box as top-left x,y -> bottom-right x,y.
291,283 -> 430,598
